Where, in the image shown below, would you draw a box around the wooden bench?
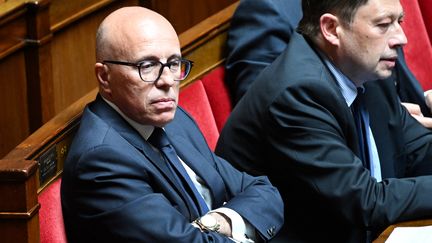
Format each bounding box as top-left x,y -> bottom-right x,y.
0,1 -> 238,242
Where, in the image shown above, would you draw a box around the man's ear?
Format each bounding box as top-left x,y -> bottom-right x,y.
95,62 -> 111,95
320,13 -> 341,46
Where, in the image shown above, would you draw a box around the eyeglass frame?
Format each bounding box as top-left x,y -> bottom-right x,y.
102,58 -> 194,83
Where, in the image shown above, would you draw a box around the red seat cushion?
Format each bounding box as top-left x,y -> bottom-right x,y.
419,0 -> 432,44
401,0 -> 432,90
201,66 -> 233,131
179,80 -> 219,150
38,178 -> 67,243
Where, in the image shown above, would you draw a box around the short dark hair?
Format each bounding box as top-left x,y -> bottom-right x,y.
298,0 -> 369,38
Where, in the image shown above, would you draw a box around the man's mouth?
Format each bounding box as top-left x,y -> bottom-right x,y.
151,97 -> 176,110
380,56 -> 397,68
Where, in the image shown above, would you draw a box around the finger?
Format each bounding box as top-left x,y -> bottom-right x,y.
401,102 -> 423,116
411,115 -> 432,128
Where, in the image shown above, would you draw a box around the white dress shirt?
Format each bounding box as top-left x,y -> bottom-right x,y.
102,97 -> 255,242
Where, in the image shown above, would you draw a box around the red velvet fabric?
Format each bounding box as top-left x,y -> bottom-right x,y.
419,0 -> 432,44
179,80 -> 220,150
201,66 -> 233,132
401,0 -> 432,90
38,178 -> 67,243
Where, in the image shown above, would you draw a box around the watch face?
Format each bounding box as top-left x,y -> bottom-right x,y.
201,214 -> 217,227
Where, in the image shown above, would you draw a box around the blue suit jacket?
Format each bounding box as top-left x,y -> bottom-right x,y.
225,0 -> 430,117
225,0 -> 302,104
61,95 -> 284,242
217,33 -> 432,243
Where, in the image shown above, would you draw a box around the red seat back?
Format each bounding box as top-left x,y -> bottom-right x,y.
401,0 -> 432,90
418,0 -> 432,44
179,80 -> 220,150
201,67 -> 233,132
179,66 -> 232,150
38,178 -> 67,243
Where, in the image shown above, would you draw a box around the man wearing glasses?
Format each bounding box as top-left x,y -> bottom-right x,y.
60,6 -> 283,243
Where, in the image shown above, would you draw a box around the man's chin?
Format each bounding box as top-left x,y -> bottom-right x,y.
152,112 -> 176,127
375,69 -> 393,80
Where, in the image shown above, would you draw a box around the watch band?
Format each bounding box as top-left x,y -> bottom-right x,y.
194,214 -> 220,232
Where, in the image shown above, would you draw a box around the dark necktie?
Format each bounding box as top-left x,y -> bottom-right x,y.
148,127 -> 209,215
351,89 -> 370,169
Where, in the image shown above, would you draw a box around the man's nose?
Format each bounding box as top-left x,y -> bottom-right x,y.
155,66 -> 176,87
389,22 -> 408,48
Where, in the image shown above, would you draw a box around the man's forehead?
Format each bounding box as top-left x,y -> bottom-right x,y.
354,0 -> 403,19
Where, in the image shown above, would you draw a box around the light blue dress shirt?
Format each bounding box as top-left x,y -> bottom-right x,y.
323,58 -> 382,182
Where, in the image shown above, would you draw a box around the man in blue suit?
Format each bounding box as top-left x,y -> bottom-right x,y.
217,0 -> 432,242
60,6 -> 283,242
225,0 -> 432,127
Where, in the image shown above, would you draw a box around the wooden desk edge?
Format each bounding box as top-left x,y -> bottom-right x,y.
373,219 -> 432,242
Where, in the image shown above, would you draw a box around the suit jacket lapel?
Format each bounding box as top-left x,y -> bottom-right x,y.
169,135 -> 227,208
91,96 -> 200,219
136,138 -> 202,218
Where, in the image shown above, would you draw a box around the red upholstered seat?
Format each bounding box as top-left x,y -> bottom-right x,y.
38,178 -> 67,243
401,0 -> 432,90
201,66 -> 233,132
179,80 -> 220,150
179,67 -> 233,150
418,0 -> 432,44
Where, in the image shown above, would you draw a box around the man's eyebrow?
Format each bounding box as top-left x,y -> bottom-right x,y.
167,54 -> 182,61
373,10 -> 405,23
136,54 -> 182,62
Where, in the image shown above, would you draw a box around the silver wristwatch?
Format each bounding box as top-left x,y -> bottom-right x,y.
194,214 -> 220,232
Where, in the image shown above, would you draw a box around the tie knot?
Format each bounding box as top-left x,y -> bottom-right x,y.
148,127 -> 170,149
351,87 -> 365,111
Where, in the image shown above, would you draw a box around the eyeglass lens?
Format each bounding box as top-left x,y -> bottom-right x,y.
140,60 -> 190,82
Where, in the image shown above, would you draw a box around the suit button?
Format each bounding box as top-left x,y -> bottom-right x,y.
267,226 -> 276,237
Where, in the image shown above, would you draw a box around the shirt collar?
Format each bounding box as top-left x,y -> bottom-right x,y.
321,56 -> 364,107
101,96 -> 154,140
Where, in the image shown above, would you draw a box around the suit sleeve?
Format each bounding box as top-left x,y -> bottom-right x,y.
394,47 -> 431,116
211,153 -> 284,240
267,81 -> 432,229
171,108 -> 285,241
225,0 -> 302,103
63,144 -> 235,242
395,89 -> 432,175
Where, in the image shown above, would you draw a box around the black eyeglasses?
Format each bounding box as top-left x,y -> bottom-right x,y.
102,58 -> 193,82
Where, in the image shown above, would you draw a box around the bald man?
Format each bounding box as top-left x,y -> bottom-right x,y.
60,7 -> 283,243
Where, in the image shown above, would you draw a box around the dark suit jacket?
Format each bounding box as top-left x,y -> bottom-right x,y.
60,95 -> 284,242
216,33 -> 432,243
225,0 -> 302,104
225,0 -> 430,117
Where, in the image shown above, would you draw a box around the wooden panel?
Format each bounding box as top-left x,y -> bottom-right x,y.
180,1 -> 238,88
49,0 -> 114,31
0,216 -> 40,243
0,159 -> 39,243
0,0 -> 55,157
24,0 -> 55,128
0,52 -> 29,158
150,0 -> 237,33
0,0 -> 27,59
0,1 -> 30,158
50,0 -> 141,114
